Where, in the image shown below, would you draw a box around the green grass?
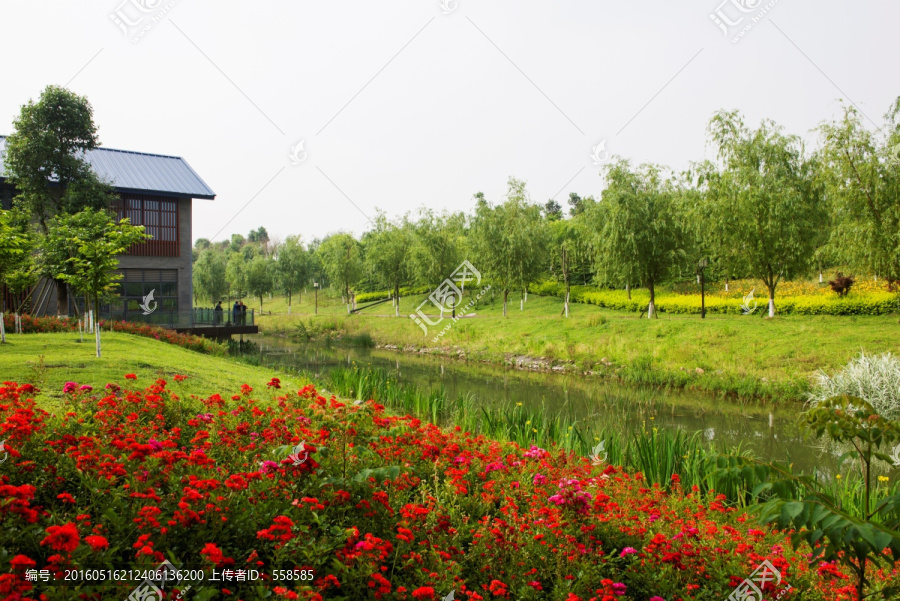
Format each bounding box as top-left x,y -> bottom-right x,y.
254,289 -> 900,402
0,332 -> 307,409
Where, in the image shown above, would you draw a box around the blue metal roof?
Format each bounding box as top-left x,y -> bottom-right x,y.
0,135 -> 215,200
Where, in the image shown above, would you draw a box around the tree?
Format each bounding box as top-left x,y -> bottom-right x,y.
568,192 -> 584,217
410,209 -> 465,288
318,233 -> 363,305
549,218 -> 591,317
42,209 -> 148,357
247,255 -> 274,311
192,248 -> 228,305
0,210 -> 30,343
471,178 -> 550,316
544,199 -> 563,222
595,160 -> 687,318
225,252 -> 249,300
4,85 -> 118,316
275,236 -> 309,313
818,98 -> 900,286
703,110 -> 824,317
364,213 -> 414,316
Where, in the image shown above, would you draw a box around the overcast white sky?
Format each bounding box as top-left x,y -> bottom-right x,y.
1,1 -> 897,244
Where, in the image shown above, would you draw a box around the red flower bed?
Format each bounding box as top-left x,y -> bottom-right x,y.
0,379 -> 896,600
1,314 -> 223,354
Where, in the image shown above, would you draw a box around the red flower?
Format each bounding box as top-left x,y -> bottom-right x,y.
412,586 -> 435,600
174,375 -> 187,382
40,523 -> 80,553
201,542 -> 224,564
84,536 -> 109,551
124,374 -> 137,380
10,555 -> 36,570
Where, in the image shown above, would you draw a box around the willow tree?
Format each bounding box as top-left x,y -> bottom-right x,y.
275,236 -> 309,313
470,178 -> 549,316
702,110 -> 824,317
318,233 -> 363,306
595,160 -> 687,318
364,212 -> 414,316
818,98 -> 900,286
0,210 -> 30,343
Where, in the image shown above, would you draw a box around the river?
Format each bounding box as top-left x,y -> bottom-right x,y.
249,335 -> 835,474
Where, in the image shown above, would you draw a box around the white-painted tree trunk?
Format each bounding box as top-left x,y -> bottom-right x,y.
647,301 -> 655,319
768,297 -> 775,318
287,304 -> 291,314
0,311 -> 5,344
564,291 -> 570,318
725,281 -> 729,292
626,283 -> 631,300
819,273 -> 823,284
524,291 -> 528,303
395,302 -> 399,317
78,319 -> 83,343
696,275 -> 700,284
95,320 -> 101,358
520,299 -> 523,311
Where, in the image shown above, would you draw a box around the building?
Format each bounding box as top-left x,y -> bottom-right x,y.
0,136 -> 244,335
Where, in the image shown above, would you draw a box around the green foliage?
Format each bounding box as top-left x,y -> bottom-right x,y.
751,395 -> 900,599
593,161 -> 687,318
275,235 -> 309,307
192,248 -> 228,305
225,252 -> 248,299
363,212 -> 414,310
470,178 -> 550,315
4,85 -> 115,229
246,254 -> 275,310
702,110 -> 825,315
318,232 -> 363,299
818,97 -> 900,284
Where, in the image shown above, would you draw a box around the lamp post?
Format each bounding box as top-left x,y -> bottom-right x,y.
698,258 -> 708,319
313,282 -> 319,315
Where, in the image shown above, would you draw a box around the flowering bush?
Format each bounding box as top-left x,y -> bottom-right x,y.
0,379 -> 898,600
1,314 -> 225,354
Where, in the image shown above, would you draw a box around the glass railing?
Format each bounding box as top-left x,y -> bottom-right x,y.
193,307 -> 255,327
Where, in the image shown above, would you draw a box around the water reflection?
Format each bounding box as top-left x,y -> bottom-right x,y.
252,336 -> 834,474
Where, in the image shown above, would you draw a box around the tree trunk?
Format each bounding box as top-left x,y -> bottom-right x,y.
564,279 -> 570,318
819,272 -> 823,284
395,285 -> 400,317
94,297 -> 101,358
0,311 -> 5,344
626,283 -> 631,300
503,289 -> 509,316
56,279 -> 68,318
725,279 -> 729,292
287,291 -> 292,314
767,285 -> 776,318
647,282 -> 657,319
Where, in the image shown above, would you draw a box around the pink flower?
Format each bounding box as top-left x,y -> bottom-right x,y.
79,385 -> 93,392
649,597 -> 666,601
612,583 -> 627,596
63,382 -> 77,394
620,547 -> 637,557
147,439 -> 163,452
259,461 -> 279,474
533,473 -> 547,485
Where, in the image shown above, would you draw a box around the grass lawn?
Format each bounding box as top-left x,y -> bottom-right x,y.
253,289 -> 900,401
0,332 -> 305,410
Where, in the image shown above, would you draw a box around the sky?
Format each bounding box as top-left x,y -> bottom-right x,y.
1,0 -> 897,245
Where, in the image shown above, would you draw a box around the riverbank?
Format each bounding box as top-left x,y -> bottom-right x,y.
255,291 -> 900,403
1,332 -> 896,598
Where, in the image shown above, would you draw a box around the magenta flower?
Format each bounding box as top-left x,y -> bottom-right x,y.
259,460 -> 279,474
649,597 -> 666,601
147,439 -> 163,452
79,385 -> 93,392
612,583 -> 627,596
63,382 -> 77,394
533,473 -> 547,485
620,547 -> 637,557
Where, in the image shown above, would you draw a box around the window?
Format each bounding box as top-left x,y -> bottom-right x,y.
105,269 -> 179,325
0,184 -> 15,210
112,195 -> 179,256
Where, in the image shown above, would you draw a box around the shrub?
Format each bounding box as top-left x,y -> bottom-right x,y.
829,272 -> 855,297
808,352 -> 900,420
